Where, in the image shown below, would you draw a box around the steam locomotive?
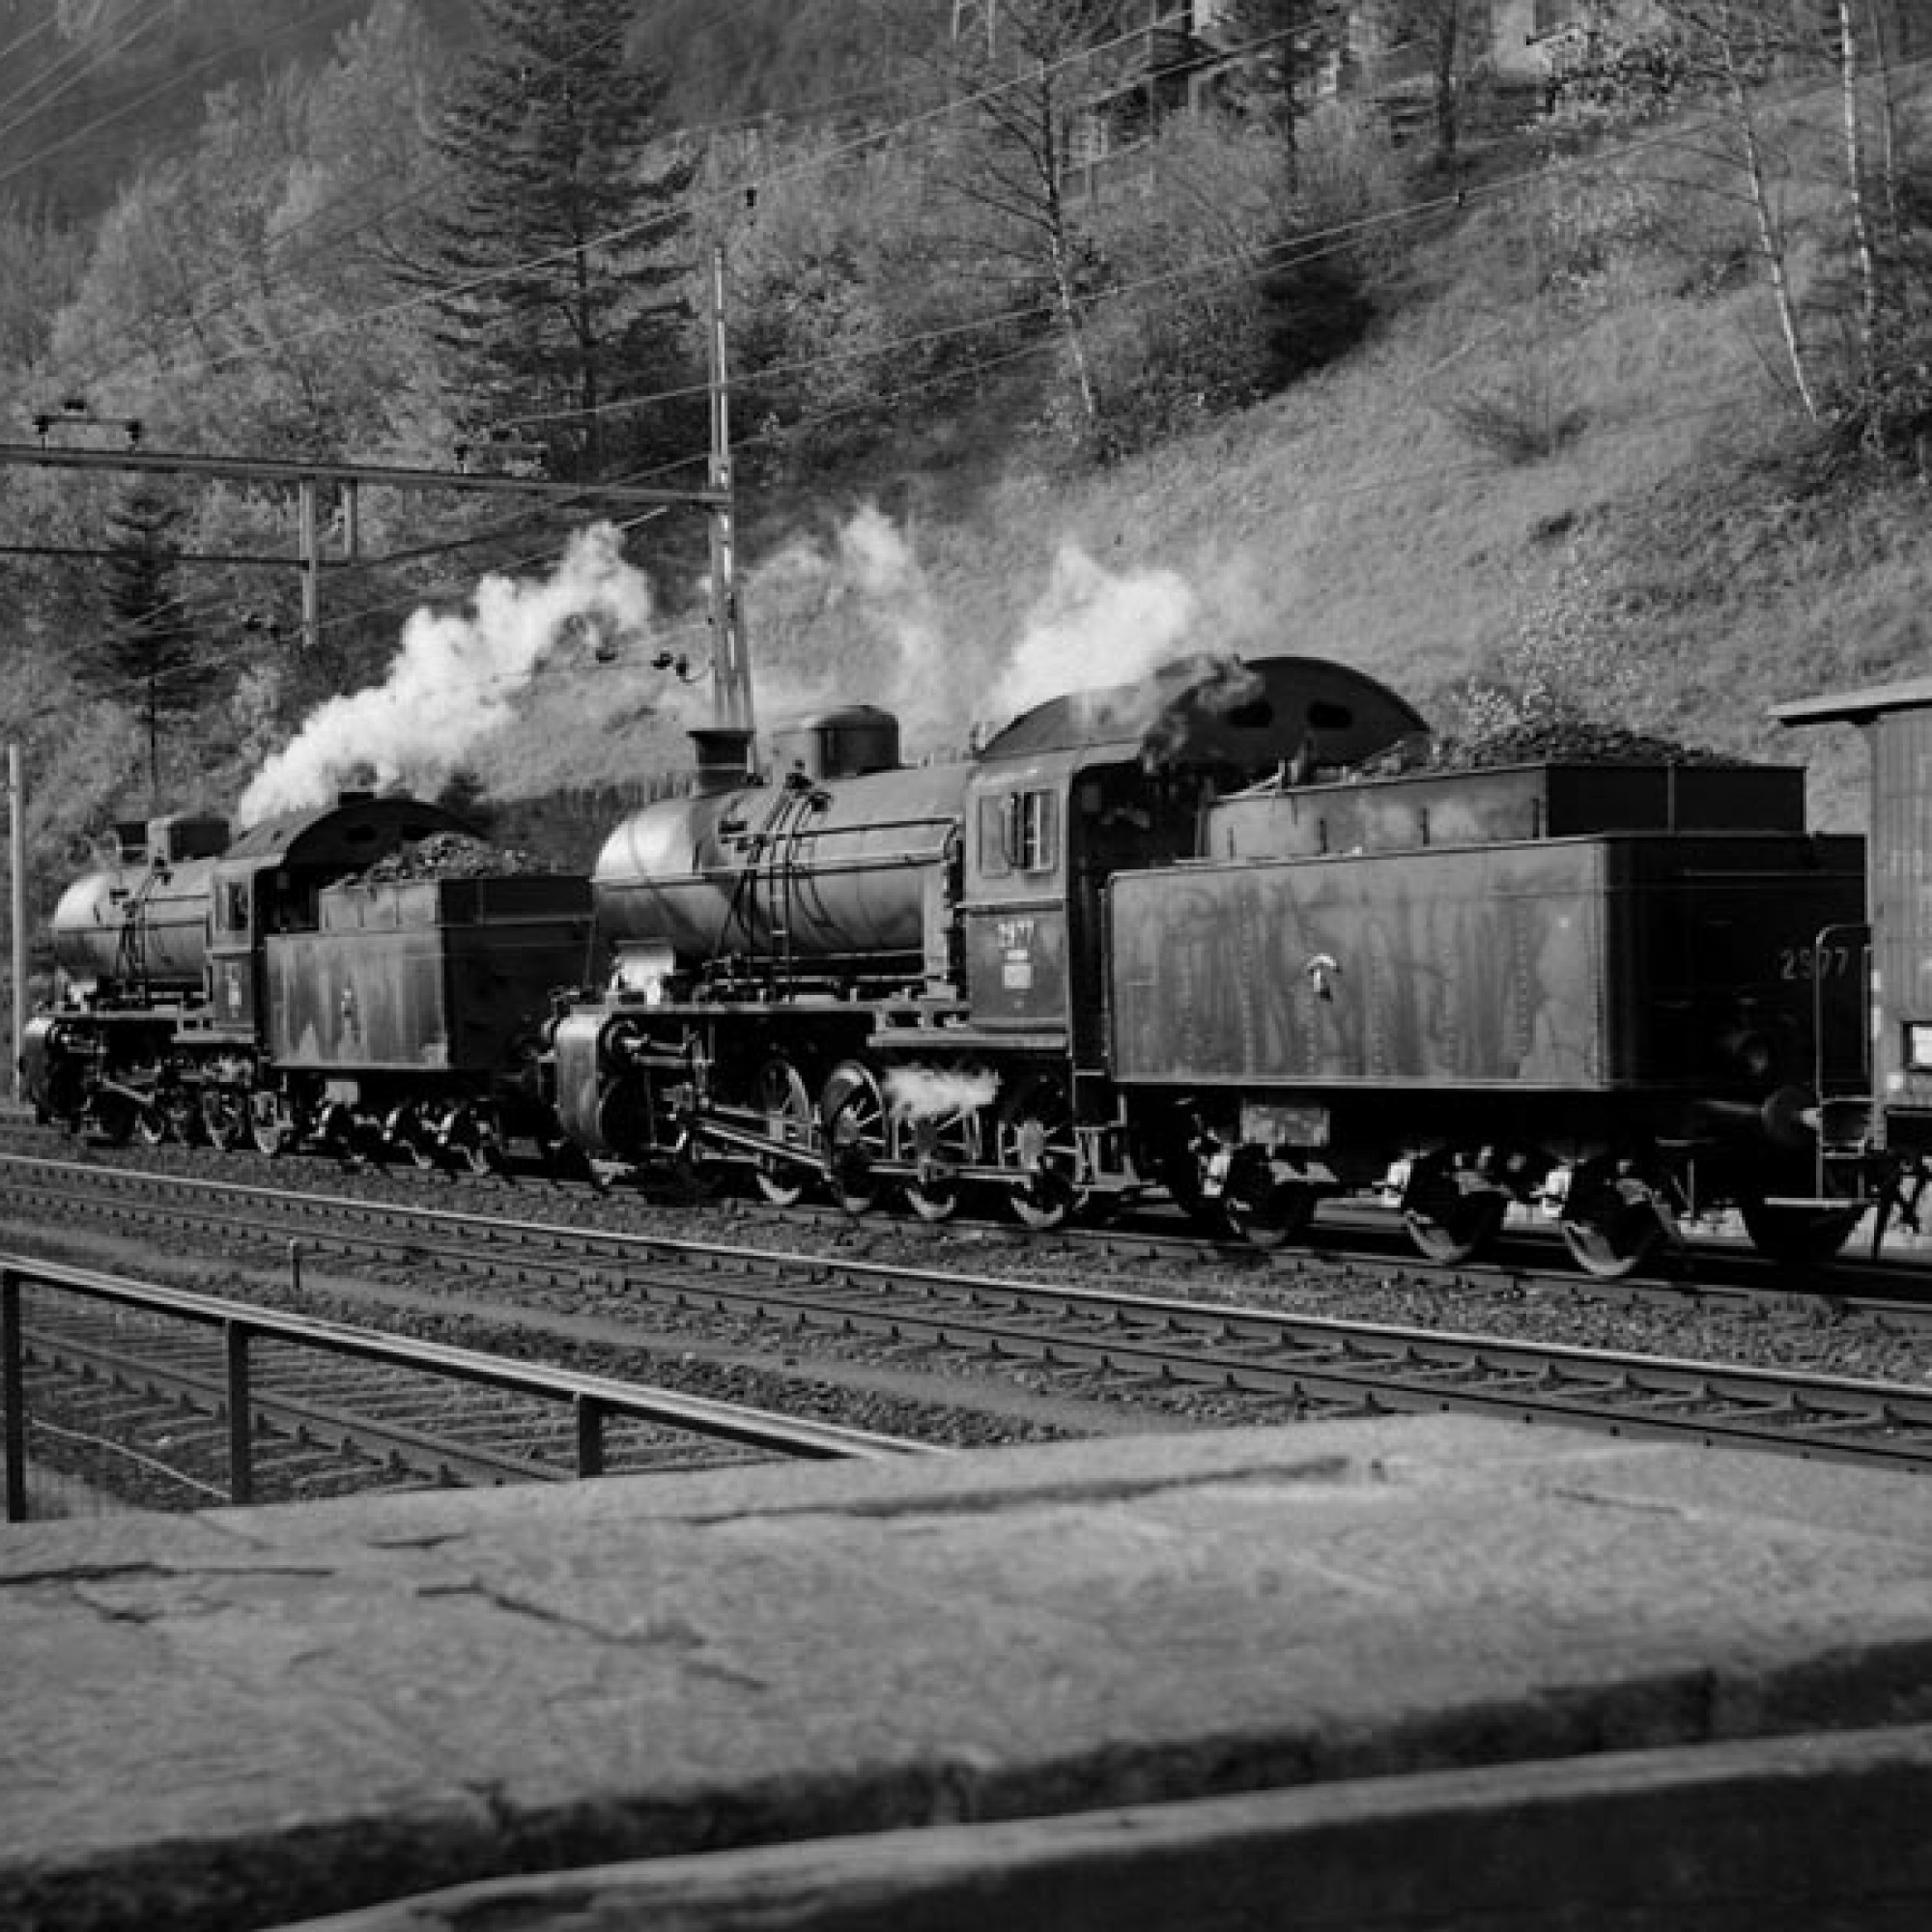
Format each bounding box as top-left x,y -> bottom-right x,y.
21,650 -> 1907,1278
23,796 -> 591,1169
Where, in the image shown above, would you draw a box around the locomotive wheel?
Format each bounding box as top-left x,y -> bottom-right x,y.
903,1106 -> 980,1224
821,1062 -> 887,1215
1739,1201 -> 1862,1268
134,1101 -> 170,1148
89,1090 -> 138,1147
753,1058 -> 814,1208
201,1089 -> 246,1151
999,1075 -> 1083,1232
250,1091 -> 296,1157
1559,1162 -> 1667,1280
1402,1158 -> 1507,1266
1223,1157 -> 1319,1251
162,1088 -> 206,1146
384,1105 -> 439,1169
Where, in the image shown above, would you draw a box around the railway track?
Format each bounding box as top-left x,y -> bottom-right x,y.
6,1150 -> 1932,1476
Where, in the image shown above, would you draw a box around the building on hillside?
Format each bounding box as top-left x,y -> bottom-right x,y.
955,2 -> 1678,188
960,1 -> 1923,189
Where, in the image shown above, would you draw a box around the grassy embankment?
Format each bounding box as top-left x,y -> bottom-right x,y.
484,83 -> 1932,833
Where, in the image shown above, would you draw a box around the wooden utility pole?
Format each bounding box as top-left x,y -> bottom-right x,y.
8,745 -> 23,1106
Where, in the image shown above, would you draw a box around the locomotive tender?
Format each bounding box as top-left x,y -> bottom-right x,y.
23,650 -> 1891,1276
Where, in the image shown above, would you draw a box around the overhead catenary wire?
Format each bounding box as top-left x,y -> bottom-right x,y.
0,3 -> 165,156
53,13 -> 1917,429
0,1 -> 366,199
85,11 -> 1315,393
21,29 -> 1925,721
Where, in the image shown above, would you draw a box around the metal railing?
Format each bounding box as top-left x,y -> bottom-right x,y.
2,1251 -> 935,1521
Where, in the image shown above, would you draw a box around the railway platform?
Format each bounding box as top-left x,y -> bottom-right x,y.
5,1415 -> 1931,1931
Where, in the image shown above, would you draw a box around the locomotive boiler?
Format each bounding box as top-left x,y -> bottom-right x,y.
590,708 -> 969,999
48,812 -> 231,996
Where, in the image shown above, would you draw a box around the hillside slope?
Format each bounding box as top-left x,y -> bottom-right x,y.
477,144 -> 1927,836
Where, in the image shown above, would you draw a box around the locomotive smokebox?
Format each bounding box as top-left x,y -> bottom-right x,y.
769,706 -> 900,782
689,726 -> 755,795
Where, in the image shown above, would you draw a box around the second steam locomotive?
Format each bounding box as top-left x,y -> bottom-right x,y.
24,650 -> 1898,1277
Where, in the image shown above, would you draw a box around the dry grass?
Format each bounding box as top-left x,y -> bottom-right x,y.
470,89 -> 1932,830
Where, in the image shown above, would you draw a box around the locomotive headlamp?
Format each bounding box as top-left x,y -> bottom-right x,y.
1904,1022 -> 1932,1073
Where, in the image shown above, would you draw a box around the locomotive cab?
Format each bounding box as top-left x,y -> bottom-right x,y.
959,654 -> 1431,1066
202,795 -> 474,1040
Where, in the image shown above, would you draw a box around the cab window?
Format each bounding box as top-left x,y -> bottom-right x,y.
980,787 -> 1059,878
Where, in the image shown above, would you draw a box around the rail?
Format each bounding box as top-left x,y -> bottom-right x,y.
1,1251 -> 935,1521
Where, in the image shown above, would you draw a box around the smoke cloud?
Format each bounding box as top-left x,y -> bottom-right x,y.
749,509 -> 1219,758
238,522 -> 657,826
748,504 -> 972,755
986,542 -> 1201,732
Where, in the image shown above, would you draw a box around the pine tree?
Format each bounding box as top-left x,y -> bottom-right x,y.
423,0 -> 700,482
91,484 -> 212,807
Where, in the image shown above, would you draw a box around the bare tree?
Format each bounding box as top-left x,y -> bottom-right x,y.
1833,0 -> 1881,388
922,0 -> 1121,436
1649,0 -> 1823,421
1645,0 -> 1932,457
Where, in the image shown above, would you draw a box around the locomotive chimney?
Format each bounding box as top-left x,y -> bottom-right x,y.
689,725 -> 755,796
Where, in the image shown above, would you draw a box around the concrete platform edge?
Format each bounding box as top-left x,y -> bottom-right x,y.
277,1721 -> 1932,1932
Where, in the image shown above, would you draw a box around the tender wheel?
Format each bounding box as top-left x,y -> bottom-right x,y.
250,1090 -> 296,1157
315,1099 -> 360,1160
1223,1154 -> 1319,1252
445,1105 -> 503,1175
1402,1156 -> 1507,1265
384,1104 -> 439,1169
1151,1113 -> 1229,1234
200,1089 -> 246,1151
753,1057 -> 814,1208
1559,1161 -> 1668,1279
1739,1201 -> 1862,1268
998,1074 -> 1083,1232
820,1061 -> 886,1215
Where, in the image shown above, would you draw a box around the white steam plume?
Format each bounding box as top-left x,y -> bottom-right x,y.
748,503 -> 973,756
750,513 -> 1213,754
884,1066 -> 1000,1121
238,522 -> 656,827
986,542 -> 1201,731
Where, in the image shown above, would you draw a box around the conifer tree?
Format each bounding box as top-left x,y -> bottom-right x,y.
423,0 -> 699,481
91,484 -> 210,807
